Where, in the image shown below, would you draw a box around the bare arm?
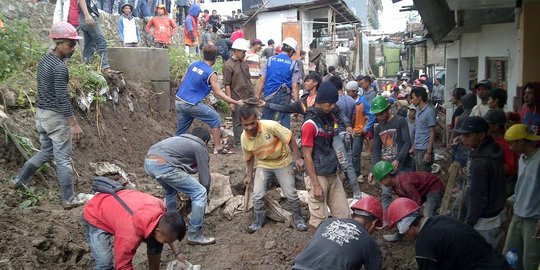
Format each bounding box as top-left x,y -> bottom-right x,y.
303,146 -> 321,198
78,0 -> 95,26
210,74 -> 243,105
427,126 -> 435,154
255,73 -> 266,99
292,82 -> 299,101
244,156 -> 255,186
289,132 -> 302,163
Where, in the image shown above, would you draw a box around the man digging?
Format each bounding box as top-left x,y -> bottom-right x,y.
239,106 -> 307,233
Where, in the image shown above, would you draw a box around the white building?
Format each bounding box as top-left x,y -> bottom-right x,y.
199,0 -> 242,19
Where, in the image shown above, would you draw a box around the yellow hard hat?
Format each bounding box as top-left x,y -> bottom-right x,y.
504,124 -> 540,142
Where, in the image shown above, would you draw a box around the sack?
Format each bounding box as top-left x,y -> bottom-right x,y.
92,176 -> 125,194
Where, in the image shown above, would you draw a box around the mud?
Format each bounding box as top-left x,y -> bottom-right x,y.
0,77 -> 419,269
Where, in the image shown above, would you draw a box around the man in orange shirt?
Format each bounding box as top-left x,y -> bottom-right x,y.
146,4 -> 176,48
347,86 -> 375,180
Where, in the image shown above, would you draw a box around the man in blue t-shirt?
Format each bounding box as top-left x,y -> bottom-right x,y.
410,87 -> 436,172
255,37 -> 302,128
175,44 -> 244,155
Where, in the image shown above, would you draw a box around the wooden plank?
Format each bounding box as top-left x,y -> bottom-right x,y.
282,21 -> 302,58
440,161 -> 461,215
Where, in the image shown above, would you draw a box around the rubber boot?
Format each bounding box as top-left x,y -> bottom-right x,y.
351,182 -> 362,199
187,231 -> 216,245
293,207 -> 308,231
383,231 -> 404,242
246,210 -> 266,233
10,162 -> 40,189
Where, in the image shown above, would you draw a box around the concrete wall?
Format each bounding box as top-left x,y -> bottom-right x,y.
445,22 -> 519,115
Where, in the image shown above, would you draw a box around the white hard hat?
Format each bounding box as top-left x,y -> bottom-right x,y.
231,38 -> 250,51
282,37 -> 297,51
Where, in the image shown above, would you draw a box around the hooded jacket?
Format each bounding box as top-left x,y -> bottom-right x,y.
83,190 -> 165,270
184,4 -> 200,45
465,136 -> 506,227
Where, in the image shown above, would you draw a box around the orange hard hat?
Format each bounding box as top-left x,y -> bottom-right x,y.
351,195 -> 383,227
387,197 -> 421,229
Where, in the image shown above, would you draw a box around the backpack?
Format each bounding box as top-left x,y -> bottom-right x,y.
92,176 -> 134,216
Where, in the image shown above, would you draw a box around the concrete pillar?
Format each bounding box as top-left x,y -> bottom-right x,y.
520,2 -> 540,84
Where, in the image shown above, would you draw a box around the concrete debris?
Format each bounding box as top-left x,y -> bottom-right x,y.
205,173 -> 234,214
166,260 -> 201,270
0,108 -> 8,124
77,193 -> 94,203
434,153 -> 446,161
90,162 -> 135,188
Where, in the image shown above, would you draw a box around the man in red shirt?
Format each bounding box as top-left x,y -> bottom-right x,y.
484,109 -> 519,196
519,82 -> 540,138
230,25 -> 244,43
82,190 -> 187,270
372,160 -> 445,242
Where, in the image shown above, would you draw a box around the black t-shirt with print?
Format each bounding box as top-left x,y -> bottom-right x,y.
293,218 -> 382,270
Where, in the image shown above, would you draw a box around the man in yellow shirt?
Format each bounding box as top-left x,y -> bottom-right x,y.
240,105 -> 307,233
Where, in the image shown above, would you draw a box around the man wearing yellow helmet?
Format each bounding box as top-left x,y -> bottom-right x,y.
503,124 -> 540,270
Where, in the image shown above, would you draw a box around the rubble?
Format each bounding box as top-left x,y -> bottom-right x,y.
205,173 -> 234,214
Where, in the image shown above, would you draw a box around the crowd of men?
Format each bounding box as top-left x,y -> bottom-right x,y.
7,2 -> 540,267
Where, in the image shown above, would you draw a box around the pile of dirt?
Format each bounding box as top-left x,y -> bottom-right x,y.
0,73 -> 420,269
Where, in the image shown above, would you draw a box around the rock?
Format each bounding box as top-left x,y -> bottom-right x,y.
1,89 -> 17,107
229,170 -> 246,196
264,240 -> 276,250
205,173 -> 234,214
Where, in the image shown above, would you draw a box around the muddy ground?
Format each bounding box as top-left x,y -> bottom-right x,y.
0,78 -> 422,270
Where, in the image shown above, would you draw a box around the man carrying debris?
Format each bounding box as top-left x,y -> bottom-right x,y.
454,116 -> 506,248
10,22 -> 84,209
293,196 -> 383,270
223,38 -> 253,148
503,124 -> 540,270
239,106 -> 307,233
386,198 -> 508,270
175,44 -> 244,155
372,160 -> 445,242
82,189 -> 188,269
144,127 -> 216,245
302,82 -> 350,232
256,37 -> 301,129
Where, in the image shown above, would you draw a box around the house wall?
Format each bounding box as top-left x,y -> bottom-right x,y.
444,22 -> 519,124
255,9 -> 298,46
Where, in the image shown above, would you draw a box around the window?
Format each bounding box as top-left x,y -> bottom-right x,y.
486,57 -> 508,90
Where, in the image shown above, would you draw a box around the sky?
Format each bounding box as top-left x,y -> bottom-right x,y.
378,0 -> 417,33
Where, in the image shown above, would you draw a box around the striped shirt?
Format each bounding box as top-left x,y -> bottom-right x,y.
36,53 -> 73,118
241,120 -> 293,169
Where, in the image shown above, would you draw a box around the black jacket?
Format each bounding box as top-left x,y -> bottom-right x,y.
465,136 -> 506,226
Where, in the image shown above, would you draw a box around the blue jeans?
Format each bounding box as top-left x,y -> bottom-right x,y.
252,164 -> 300,211
424,190 -> 442,217
78,14 -> 110,69
261,89 -> 292,129
22,109 -> 74,202
144,159 -> 207,234
81,218 -> 114,270
332,133 -> 360,196
175,99 -> 221,135
352,134 -> 365,176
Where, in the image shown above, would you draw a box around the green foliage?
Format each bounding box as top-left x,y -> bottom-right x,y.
68,57 -> 107,96
169,47 -> 198,80
18,186 -> 39,209
0,20 -> 46,81
214,99 -> 230,117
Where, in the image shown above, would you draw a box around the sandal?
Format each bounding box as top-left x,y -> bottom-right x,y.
213,147 -> 234,155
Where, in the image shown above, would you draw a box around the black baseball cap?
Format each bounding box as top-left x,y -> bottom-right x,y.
484,109 -> 507,126
454,116 -> 489,134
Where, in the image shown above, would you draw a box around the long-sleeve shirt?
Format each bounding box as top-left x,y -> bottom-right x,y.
36,53 -> 73,118
392,172 -> 445,206
146,135 -> 211,191
372,115 -> 411,168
